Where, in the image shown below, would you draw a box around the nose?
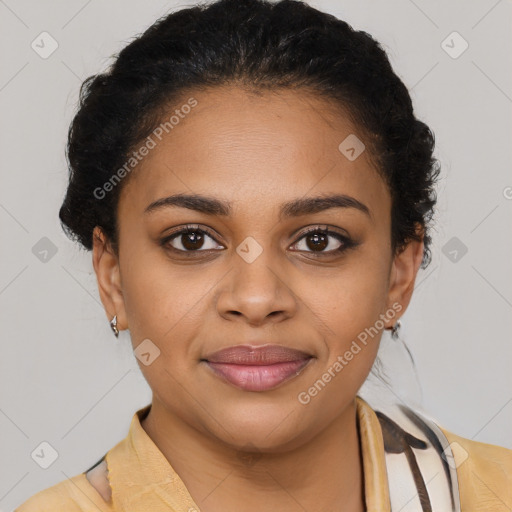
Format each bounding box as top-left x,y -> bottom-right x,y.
216,248 -> 298,327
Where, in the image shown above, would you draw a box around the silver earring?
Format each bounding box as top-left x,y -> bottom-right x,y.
110,315 -> 119,338
391,319 -> 401,340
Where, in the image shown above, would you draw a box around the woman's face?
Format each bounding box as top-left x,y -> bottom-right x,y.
94,85 -> 423,451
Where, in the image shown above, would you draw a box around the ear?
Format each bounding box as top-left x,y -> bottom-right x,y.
92,226 -> 128,332
385,224 -> 425,328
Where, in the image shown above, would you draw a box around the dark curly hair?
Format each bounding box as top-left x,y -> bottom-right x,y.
59,0 -> 440,269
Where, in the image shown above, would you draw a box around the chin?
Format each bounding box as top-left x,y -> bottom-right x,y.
201,402 -> 317,454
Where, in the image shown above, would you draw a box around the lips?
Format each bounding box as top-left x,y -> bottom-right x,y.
203,344 -> 313,391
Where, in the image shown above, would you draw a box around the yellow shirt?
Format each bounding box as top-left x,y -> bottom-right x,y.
15,396 -> 512,511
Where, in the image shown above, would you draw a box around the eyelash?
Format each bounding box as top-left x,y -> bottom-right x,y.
160,224 -> 357,257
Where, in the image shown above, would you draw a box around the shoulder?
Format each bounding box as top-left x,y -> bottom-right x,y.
440,427 -> 512,511
14,467 -> 113,512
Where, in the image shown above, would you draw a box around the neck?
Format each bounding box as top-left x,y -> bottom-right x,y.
141,396 -> 365,512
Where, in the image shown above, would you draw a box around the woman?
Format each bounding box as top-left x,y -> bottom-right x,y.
15,0 -> 511,510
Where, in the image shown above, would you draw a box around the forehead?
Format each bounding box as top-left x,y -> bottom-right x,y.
119,85 -> 390,220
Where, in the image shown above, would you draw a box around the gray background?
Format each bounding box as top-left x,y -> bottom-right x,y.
1,0 -> 511,510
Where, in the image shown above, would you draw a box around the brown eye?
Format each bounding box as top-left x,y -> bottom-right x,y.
180,230 -> 205,250
162,227 -> 224,253
304,231 -> 329,251
290,227 -> 354,255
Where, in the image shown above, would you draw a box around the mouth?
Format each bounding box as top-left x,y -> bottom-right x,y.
201,344 -> 314,392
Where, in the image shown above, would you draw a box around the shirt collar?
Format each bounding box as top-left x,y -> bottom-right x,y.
356,395 -> 392,511
106,396 -> 390,511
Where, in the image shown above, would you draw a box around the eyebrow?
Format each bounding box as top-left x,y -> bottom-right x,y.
144,193 -> 372,221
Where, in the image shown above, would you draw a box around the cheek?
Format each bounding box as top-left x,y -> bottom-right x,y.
298,280 -> 385,412
119,250 -> 210,346
308,262 -> 389,334
300,254 -> 390,374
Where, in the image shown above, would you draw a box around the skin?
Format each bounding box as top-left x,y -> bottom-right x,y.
92,85 -> 424,512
